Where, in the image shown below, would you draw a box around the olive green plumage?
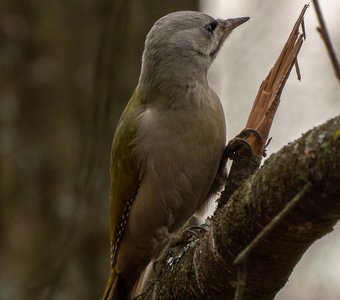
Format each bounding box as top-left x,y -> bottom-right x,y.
102,11 -> 249,300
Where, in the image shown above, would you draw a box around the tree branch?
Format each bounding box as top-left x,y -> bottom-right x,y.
312,0 -> 340,83
245,4 -> 307,156
136,5 -> 340,300
139,115 -> 340,300
219,4 -> 308,207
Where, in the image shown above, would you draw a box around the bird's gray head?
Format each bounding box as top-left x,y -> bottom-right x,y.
138,11 -> 249,92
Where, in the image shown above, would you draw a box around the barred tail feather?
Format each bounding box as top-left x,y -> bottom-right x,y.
102,269 -> 118,300
102,268 -> 132,300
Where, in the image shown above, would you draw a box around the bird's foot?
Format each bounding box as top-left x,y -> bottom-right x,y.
226,128 -> 264,159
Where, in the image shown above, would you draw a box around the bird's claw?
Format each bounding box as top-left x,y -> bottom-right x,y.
225,128 -> 266,159
225,137 -> 253,159
237,128 -> 264,144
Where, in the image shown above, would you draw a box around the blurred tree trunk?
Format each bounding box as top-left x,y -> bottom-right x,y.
0,0 -> 198,299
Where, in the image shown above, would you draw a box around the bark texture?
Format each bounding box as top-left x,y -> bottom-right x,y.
139,115 -> 340,300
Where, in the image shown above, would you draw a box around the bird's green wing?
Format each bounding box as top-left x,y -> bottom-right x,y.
109,94 -> 141,264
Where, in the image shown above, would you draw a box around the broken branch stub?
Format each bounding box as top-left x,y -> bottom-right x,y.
245,4 -> 308,157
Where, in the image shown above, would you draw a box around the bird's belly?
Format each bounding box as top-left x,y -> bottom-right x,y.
116,104 -> 225,277
133,106 -> 225,233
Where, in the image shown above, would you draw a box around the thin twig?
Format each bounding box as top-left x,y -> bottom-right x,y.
301,17 -> 307,40
295,58 -> 302,81
312,0 -> 340,83
234,260 -> 247,300
234,182 -> 312,266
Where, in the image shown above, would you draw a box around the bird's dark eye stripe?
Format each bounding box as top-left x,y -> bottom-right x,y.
207,20 -> 218,33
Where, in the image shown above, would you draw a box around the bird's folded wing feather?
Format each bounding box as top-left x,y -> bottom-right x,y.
109,94 -> 141,264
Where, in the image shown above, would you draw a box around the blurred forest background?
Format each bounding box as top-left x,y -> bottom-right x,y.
0,0 -> 339,299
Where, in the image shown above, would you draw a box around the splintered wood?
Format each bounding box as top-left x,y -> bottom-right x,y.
245,4 -> 309,157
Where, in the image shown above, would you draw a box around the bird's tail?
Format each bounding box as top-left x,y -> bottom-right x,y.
101,268 -> 119,300
102,268 -> 133,300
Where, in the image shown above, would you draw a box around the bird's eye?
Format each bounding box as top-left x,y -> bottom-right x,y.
206,20 -> 218,33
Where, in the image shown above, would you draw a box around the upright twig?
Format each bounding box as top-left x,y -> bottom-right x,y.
220,4 -> 309,207
230,5 -> 309,299
312,0 -> 340,83
245,4 -> 308,156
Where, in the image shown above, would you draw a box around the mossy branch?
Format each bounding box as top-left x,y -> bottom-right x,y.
140,116 -> 340,300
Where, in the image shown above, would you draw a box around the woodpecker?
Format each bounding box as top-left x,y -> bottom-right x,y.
102,11 -> 249,299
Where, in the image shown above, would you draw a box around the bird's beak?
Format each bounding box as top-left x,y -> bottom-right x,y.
221,17 -> 250,30
209,16 -> 249,59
